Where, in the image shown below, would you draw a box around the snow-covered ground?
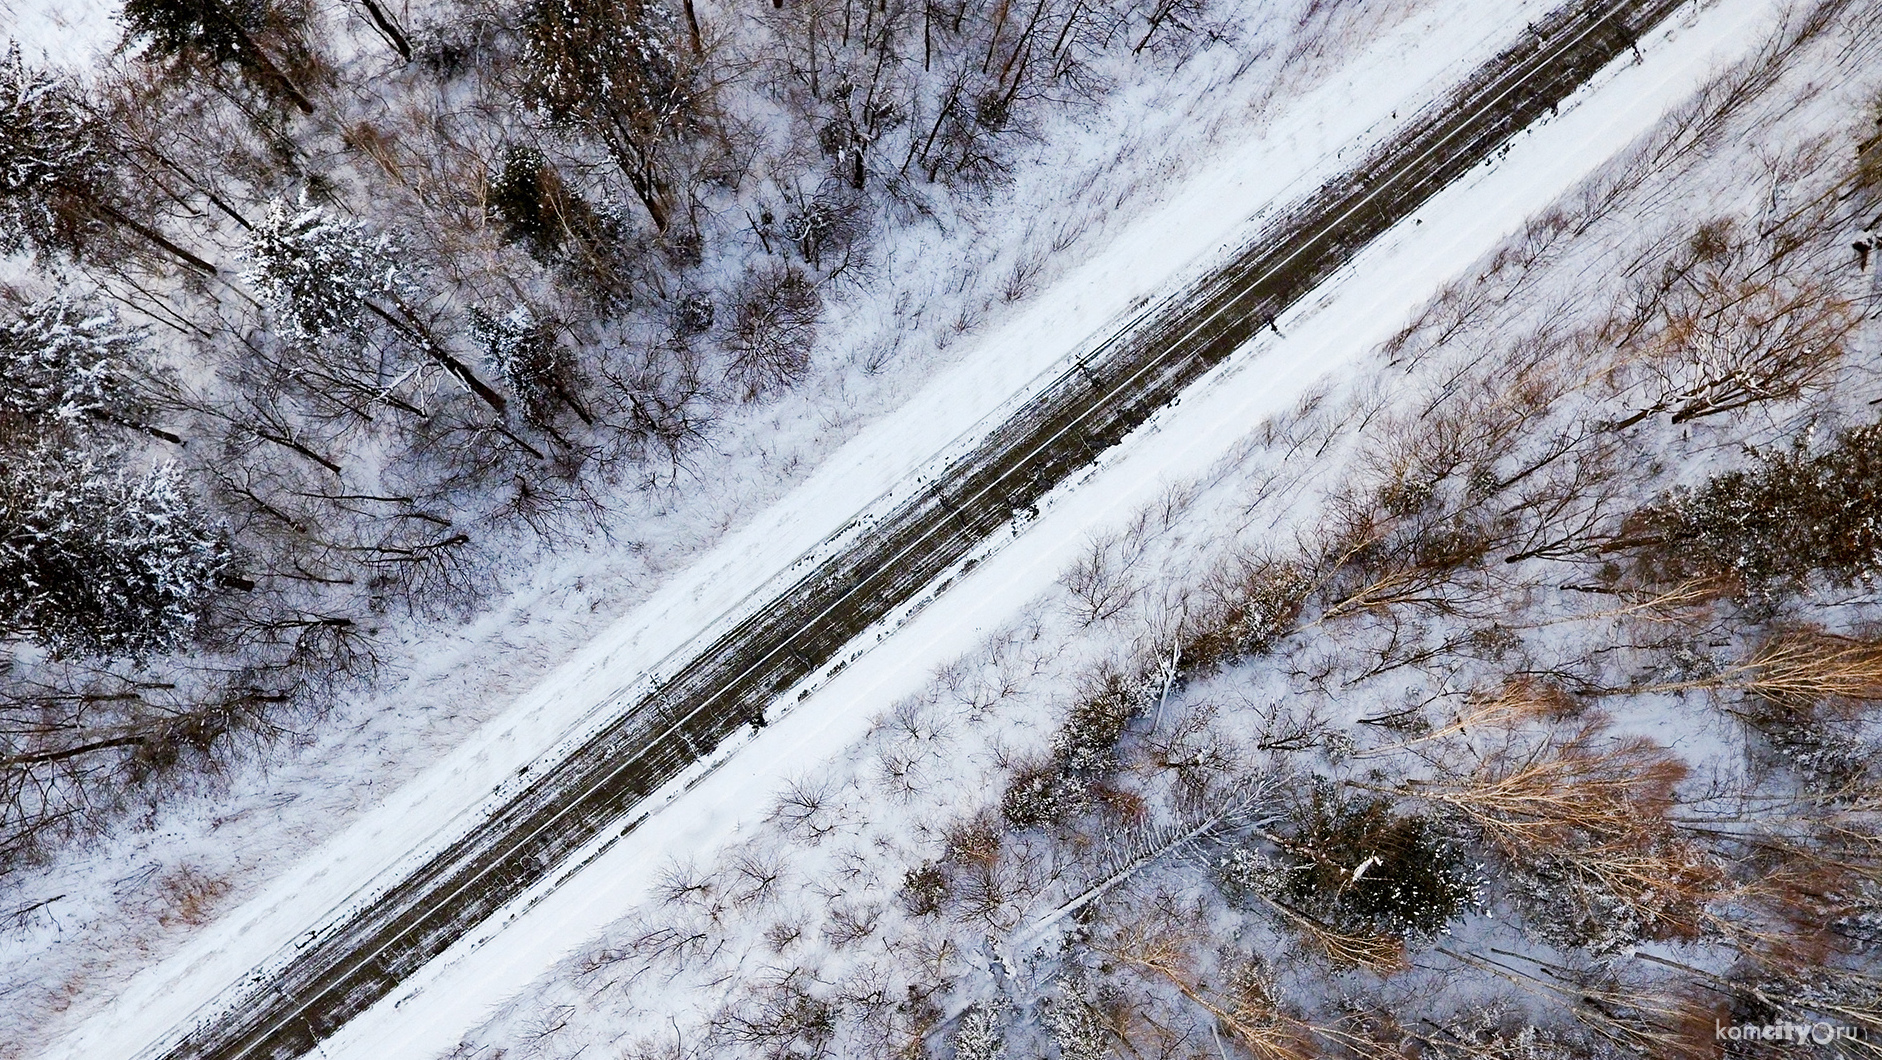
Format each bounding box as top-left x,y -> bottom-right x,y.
5,1 -> 1547,1056
19,0 -> 1861,1055
359,4 -> 1811,1052
428,1 -> 1882,1055
2,0 -> 119,68
32,0 -> 1810,1056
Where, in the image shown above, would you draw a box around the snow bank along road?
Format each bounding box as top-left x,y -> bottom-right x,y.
123,1 -> 1692,1058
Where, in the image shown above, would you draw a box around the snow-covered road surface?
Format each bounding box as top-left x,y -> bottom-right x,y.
36,0 -> 1803,1056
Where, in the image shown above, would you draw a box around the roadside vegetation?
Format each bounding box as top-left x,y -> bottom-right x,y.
6,0 -> 1499,1051
455,5 -> 1882,1057
0,0 -> 1260,878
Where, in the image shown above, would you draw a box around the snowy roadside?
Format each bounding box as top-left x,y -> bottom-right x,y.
11,2 -> 1579,1058
297,0 -> 1814,1055
445,0 -> 1882,1039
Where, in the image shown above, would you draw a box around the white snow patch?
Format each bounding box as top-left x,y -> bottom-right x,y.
3,0 -> 120,69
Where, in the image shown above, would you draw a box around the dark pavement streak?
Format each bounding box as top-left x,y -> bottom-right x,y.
154,1 -> 1690,1056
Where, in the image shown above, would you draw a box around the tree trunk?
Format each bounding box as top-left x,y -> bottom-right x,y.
682,0 -> 705,56
620,161 -> 671,233
357,0 -> 413,60
86,197 -> 219,275
367,302 -> 510,416
213,3 -> 317,115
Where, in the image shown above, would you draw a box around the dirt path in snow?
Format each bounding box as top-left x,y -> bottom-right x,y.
148,2 -> 1689,1056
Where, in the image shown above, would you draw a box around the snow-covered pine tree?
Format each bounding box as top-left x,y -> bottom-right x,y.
0,46 -> 111,257
124,0 -> 264,72
953,1002 -> 1008,1060
0,297 -> 154,435
1000,760 -> 1088,828
0,48 -> 219,274
245,198 -> 517,416
468,305 -> 578,427
487,145 -> 567,260
1271,783 -> 1480,938
1043,992 -> 1111,1060
243,198 -> 403,342
0,449 -> 229,659
1652,419 -> 1882,606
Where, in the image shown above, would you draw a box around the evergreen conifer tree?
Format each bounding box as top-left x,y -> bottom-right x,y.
243,198 -> 403,341
0,47 -> 111,257
122,0 -> 316,113
0,451 -> 229,659
521,0 -> 692,230
0,297 -> 153,435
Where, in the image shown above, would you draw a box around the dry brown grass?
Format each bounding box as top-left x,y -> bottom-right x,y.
155,865 -> 231,928
1628,629 -> 1882,716
1738,630 -> 1882,709
1439,948 -> 1720,1060
1257,894 -> 1408,975
1410,724 -> 1724,940
1356,677 -> 1577,760
341,120 -> 408,185
1531,576 -> 1738,630
1412,726 -> 1682,848
1676,783 -> 1882,981
1099,916 -> 1320,1059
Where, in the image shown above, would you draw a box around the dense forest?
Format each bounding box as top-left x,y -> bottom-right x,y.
0,0 -> 1224,872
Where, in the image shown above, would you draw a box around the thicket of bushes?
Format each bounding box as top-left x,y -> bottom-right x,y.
1644,420 -> 1882,606
917,57 -> 1882,1058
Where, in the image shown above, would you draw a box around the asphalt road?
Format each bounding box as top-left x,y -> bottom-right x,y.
150,1 -> 1691,1056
